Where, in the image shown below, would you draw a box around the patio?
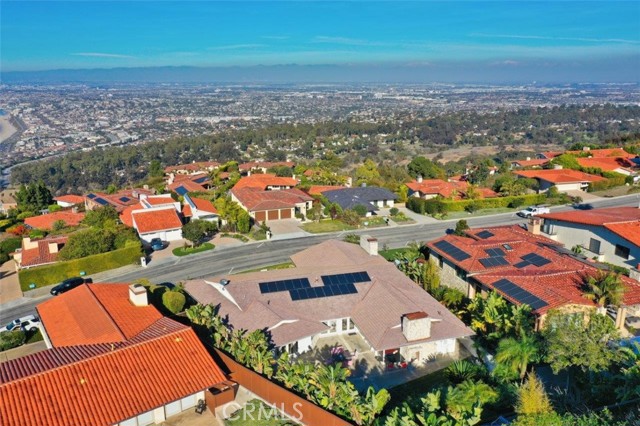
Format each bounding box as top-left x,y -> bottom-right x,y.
297,333 -> 473,391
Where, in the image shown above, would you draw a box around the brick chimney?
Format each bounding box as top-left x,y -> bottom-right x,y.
527,217 -> 542,235
402,312 -> 431,341
48,242 -> 60,254
360,235 -> 378,256
417,175 -> 423,183
129,284 -> 148,306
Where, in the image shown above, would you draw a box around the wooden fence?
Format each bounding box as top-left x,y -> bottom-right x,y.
213,348 -> 352,426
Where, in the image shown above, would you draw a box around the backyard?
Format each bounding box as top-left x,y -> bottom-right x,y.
224,399 -> 297,426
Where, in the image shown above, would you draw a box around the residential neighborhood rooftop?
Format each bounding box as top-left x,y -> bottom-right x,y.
514,168 -> 605,184
24,210 -> 85,230
132,207 -> 183,234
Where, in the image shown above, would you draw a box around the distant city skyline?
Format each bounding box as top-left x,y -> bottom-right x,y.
2,1 -> 639,83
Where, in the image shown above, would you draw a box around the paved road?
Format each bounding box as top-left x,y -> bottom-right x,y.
2,193 -> 639,324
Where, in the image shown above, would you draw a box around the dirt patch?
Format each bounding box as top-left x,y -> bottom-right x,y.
424,144 -> 565,164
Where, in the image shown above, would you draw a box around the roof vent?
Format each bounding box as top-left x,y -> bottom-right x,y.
502,244 -> 513,251
220,279 -> 230,286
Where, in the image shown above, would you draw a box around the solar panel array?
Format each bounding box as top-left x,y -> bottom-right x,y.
259,271 -> 371,301
515,252 -> 551,268
493,278 -> 548,310
290,283 -> 357,301
119,196 -> 131,203
95,198 -> 109,206
476,230 -> 494,239
259,278 -> 310,294
479,257 -> 510,268
87,193 -> 96,199
321,271 -> 370,286
485,248 -> 506,257
194,176 -> 208,184
433,240 -> 471,261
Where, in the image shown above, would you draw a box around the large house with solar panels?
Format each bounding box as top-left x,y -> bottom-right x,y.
167,172 -> 212,195
84,187 -> 154,212
426,225 -> 640,330
185,237 -> 474,366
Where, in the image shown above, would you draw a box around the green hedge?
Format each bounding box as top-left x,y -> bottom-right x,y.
0,330 -> 26,351
588,174 -> 627,192
19,243 -> 142,291
407,194 -> 546,214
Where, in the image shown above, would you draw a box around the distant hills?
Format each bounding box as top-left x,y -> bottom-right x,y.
3,57 -> 639,84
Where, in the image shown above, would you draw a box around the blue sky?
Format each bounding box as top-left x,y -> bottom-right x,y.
1,1 -> 639,81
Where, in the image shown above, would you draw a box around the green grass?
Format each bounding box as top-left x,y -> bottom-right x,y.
224,399 -> 295,426
238,261 -> 295,274
301,219 -> 355,233
445,207 -> 516,220
390,213 -> 414,223
25,329 -> 44,344
221,233 -> 250,242
361,216 -> 387,227
19,243 -> 143,291
385,369 -> 450,412
172,242 -> 215,257
379,248 -> 412,261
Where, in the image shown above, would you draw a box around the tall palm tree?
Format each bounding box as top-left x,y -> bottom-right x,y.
495,334 -> 540,382
582,270 -> 626,308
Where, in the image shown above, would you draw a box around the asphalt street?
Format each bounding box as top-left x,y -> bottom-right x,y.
1,193 -> 638,324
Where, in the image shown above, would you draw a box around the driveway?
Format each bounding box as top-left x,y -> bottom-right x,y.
0,260 -> 22,304
266,219 -> 308,240
565,190 -> 601,203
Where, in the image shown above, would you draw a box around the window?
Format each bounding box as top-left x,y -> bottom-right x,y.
341,318 -> 348,332
588,238 -> 601,254
438,255 -> 443,268
455,266 -> 467,280
542,223 -> 555,235
615,244 -> 631,260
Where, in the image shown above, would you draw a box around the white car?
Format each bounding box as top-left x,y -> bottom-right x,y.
0,315 -> 40,333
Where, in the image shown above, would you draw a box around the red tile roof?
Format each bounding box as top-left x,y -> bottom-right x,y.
142,195 -> 176,206
514,169 -> 605,184
406,179 -> 498,199
132,208 -> 183,233
232,187 -> 313,212
233,173 -> 298,190
512,159 -> 550,167
24,211 -> 85,230
119,202 -> 143,228
54,194 -> 85,204
37,284 -> 163,347
0,321 -> 226,426
539,151 -> 563,159
576,156 -> 637,172
190,197 -> 218,213
307,185 -> 345,196
238,161 -> 295,172
426,225 -> 640,313
567,147 -> 634,158
19,236 -> 68,268
605,221 -> 640,247
168,179 -> 206,194
85,188 -> 153,212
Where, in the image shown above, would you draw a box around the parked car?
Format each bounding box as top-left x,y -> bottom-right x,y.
50,277 -> 86,296
1,315 -> 40,333
517,205 -> 551,218
150,238 -> 165,251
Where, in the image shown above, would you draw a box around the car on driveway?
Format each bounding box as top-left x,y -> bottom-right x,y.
1,315 -> 40,333
150,238 -> 165,251
50,276 -> 86,296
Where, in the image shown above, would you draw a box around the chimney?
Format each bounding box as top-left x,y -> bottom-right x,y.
71,207 -> 78,214
360,235 -> 378,256
583,146 -> 591,151
129,284 -> 148,306
630,264 -> 640,283
143,184 -> 149,190
132,190 -> 139,199
526,157 -> 531,161
527,217 -> 542,235
48,242 -> 60,254
23,237 -> 38,250
553,164 -> 563,170
402,312 -> 431,341
417,175 -> 423,183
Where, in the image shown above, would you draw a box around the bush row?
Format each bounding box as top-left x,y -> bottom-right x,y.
19,243 -> 143,291
406,194 -> 547,215
588,174 -> 628,192
0,330 -> 26,351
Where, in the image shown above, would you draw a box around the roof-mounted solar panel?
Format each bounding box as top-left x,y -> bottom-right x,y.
493,278 -> 548,310
433,240 -> 471,261
476,230 -> 494,239
485,248 -> 506,257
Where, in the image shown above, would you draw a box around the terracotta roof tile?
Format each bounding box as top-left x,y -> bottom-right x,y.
576,157 -> 637,172
24,211 -> 85,230
540,207 -> 640,226
19,236 -> 67,268
119,202 -> 143,228
307,185 -> 345,196
190,197 -> 218,214
605,221 -> 640,247
567,147 -> 634,158
232,187 -> 312,212
54,195 -> 85,204
513,159 -> 550,167
37,284 -> 163,347
514,169 -> 605,183
168,180 -> 206,194
0,323 -> 226,426
233,174 -> 298,190
132,208 -> 183,233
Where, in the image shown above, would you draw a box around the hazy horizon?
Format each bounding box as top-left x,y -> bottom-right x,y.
2,1 -> 639,84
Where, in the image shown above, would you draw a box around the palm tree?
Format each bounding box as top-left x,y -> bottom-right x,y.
582,270 -> 626,308
495,334 -> 540,382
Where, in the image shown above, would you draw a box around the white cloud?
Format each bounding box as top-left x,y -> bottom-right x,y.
312,36 -> 388,46
207,44 -> 265,51
471,33 -> 640,45
72,52 -> 134,58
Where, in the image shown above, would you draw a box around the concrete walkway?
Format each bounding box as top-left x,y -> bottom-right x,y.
0,340 -> 47,363
0,260 -> 22,304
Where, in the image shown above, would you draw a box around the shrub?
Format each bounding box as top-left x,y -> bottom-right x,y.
454,220 -> 469,236
0,330 -> 26,351
352,204 -> 369,217
343,233 -> 360,244
28,229 -> 47,239
389,207 -> 399,216
446,360 -> 485,385
546,186 -> 559,198
16,211 -> 36,221
7,224 -> 28,236
464,202 -> 481,213
162,290 -> 186,314
341,209 -> 361,226
508,197 -> 526,208
48,204 -> 62,213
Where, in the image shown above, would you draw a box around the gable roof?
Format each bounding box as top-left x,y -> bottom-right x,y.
24,211 -> 85,230
512,159 -> 550,168
0,318 -> 226,426
18,236 -> 67,268
85,188 -> 153,212
514,169 -> 605,184
323,187 -> 397,211
183,196 -> 218,217
567,147 -> 634,158
132,207 -> 182,234
232,187 -> 312,212
184,240 -> 473,350
168,179 -> 207,195
233,173 -> 298,191
37,284 -> 163,347
306,185 -> 346,196
54,195 -> 85,205
576,156 -> 637,172
238,161 -> 295,172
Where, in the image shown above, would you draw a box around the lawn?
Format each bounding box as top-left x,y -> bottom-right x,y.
379,248 -> 412,261
172,243 -> 215,257
25,329 -> 44,344
390,213 -> 415,224
238,261 -> 295,274
224,399 -> 295,426
445,207 -> 516,220
385,369 -> 450,412
301,219 -> 355,233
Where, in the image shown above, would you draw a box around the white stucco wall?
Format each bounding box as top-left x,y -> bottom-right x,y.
399,337 -> 457,362
139,228 -> 183,243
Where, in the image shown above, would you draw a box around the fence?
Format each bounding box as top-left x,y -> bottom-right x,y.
213,348 -> 352,426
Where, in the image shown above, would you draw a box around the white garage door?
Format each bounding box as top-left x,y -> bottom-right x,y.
165,400 -> 181,417
181,394 -> 197,410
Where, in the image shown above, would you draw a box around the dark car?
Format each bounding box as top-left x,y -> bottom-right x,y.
150,238 -> 164,251
50,277 -> 86,296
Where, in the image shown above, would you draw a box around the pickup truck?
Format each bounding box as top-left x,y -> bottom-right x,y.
517,205 -> 551,218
